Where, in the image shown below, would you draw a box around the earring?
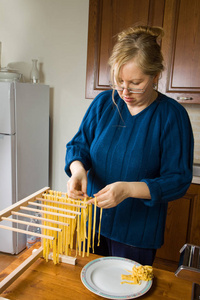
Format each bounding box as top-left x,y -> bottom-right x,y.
153,83 -> 157,90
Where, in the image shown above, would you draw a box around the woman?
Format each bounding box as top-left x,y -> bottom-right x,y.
65,25 -> 194,265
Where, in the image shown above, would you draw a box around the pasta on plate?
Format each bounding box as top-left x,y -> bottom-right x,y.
121,265 -> 153,285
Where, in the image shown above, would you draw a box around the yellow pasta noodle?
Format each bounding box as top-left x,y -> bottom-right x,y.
121,265 -> 153,285
87,203 -> 92,256
97,208 -> 103,246
92,197 -> 97,253
40,190 -> 102,264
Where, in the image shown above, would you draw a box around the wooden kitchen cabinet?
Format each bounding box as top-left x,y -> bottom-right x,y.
158,0 -> 200,104
86,0 -> 200,103
156,183 -> 200,263
86,0 -> 165,99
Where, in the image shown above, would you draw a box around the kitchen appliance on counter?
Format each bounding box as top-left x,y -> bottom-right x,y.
0,68 -> 23,82
0,82 -> 49,254
175,244 -> 200,300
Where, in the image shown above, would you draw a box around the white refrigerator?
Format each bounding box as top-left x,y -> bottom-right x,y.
0,82 -> 49,254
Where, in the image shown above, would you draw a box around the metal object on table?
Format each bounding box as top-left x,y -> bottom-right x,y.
175,244 -> 200,300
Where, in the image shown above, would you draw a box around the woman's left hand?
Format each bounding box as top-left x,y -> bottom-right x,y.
88,182 -> 129,208
87,181 -> 151,208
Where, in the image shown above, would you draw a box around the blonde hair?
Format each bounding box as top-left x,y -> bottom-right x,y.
108,25 -> 164,85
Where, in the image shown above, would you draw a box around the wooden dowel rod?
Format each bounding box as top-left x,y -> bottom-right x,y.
28,201 -> 81,215
0,246 -> 43,294
20,206 -> 76,219
36,197 -> 87,208
0,224 -> 54,240
0,187 -> 50,219
1,217 -> 62,232
42,193 -> 92,204
11,211 -> 69,226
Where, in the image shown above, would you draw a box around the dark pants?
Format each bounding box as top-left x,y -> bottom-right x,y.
92,234 -> 157,266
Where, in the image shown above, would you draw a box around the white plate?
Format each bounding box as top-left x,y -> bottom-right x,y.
81,257 -> 152,299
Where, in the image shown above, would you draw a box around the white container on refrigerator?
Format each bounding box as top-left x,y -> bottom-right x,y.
0,82 -> 49,254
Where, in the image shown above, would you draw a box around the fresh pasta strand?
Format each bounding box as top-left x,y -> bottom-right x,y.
97,208 -> 103,246
41,191 -> 102,264
92,197 -> 97,253
82,198 -> 87,257
87,204 -> 92,256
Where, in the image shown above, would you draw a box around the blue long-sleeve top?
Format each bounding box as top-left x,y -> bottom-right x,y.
65,90 -> 194,249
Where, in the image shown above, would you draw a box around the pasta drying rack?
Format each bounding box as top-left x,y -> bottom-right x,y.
0,187 -> 98,294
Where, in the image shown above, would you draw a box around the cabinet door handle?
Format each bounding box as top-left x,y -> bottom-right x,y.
177,97 -> 193,100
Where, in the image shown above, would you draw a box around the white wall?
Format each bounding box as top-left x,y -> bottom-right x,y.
0,0 -> 90,192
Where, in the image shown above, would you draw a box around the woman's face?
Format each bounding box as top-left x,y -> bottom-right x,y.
115,59 -> 158,115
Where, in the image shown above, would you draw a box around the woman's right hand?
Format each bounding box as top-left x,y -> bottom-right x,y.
67,161 -> 88,199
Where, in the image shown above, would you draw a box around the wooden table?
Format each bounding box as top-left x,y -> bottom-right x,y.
0,245 -> 193,300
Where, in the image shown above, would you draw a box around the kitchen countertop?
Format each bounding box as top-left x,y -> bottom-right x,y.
0,245 -> 193,300
193,164 -> 200,184
192,176 -> 200,185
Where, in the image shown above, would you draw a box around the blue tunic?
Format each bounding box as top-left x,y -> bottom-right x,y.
65,90 -> 194,249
